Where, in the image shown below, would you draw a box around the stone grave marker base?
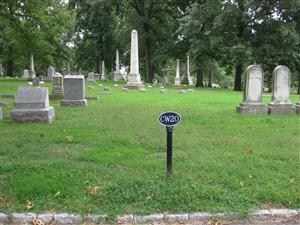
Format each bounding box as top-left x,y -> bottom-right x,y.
296,103 -> 300,115
268,104 -> 296,115
237,103 -> 268,115
11,107 -> 55,123
124,83 -> 145,90
61,99 -> 87,107
49,93 -> 64,100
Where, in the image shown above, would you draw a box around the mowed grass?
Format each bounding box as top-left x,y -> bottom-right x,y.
0,77 -> 299,218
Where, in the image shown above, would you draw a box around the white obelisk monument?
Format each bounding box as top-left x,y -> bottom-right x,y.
114,50 -> 122,81
101,60 -> 106,80
125,30 -> 144,89
28,54 -> 36,81
182,54 -> 193,85
174,59 -> 181,86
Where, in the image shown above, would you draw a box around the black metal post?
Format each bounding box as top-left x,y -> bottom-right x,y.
166,126 -> 173,177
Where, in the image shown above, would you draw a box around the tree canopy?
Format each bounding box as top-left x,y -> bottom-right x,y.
0,0 -> 299,91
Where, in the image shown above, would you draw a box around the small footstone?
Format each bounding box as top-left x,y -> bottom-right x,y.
122,88 -> 129,92
104,87 -> 111,91
178,90 -> 186,94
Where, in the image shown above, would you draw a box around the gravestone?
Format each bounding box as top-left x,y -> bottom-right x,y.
125,30 -> 145,89
22,69 -> 29,78
114,50 -> 123,81
182,55 -> 193,85
237,65 -> 268,115
47,66 -> 55,81
32,78 -> 40,86
101,61 -> 106,80
61,75 -> 87,107
268,66 -> 296,115
0,63 -> 3,77
28,54 -> 36,81
87,72 -> 96,82
94,73 -> 100,80
11,87 -> 55,123
50,73 -> 64,100
174,59 -> 181,86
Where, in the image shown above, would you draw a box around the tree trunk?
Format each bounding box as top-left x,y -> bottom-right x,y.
234,64 -> 242,91
297,72 -> 300,95
268,75 -> 272,93
7,59 -> 13,77
208,70 -> 212,88
144,23 -> 153,83
195,68 -> 204,87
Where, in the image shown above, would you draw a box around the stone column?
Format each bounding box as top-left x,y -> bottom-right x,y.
125,30 -> 144,89
79,68 -> 82,75
67,62 -> 70,75
47,66 -> 55,81
174,59 -> 181,86
101,61 -> 106,80
29,54 -> 36,80
114,50 -> 122,81
182,54 -> 193,85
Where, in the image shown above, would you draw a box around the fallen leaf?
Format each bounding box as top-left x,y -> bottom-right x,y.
86,186 -> 100,196
32,219 -> 44,225
26,200 -> 34,210
240,181 -> 244,188
146,194 -> 154,200
53,191 -> 60,197
288,179 -> 295,184
65,135 -> 74,143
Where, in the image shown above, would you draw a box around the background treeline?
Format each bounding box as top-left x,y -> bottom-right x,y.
0,0 -> 299,91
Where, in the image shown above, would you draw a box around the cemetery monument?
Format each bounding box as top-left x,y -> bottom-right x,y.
174,59 -> 181,86
50,73 -> 64,100
61,75 -> 87,107
268,65 -> 296,115
11,86 -> 55,123
125,30 -> 145,89
237,65 -> 268,115
182,54 -> 193,85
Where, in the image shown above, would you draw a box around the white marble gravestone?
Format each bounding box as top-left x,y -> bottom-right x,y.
23,69 -> 29,78
268,66 -> 296,115
11,87 -> 55,123
87,72 -> 96,82
101,61 -> 106,80
50,73 -> 64,100
47,66 -> 55,81
28,54 -> 36,81
125,30 -> 144,89
237,65 -> 268,115
61,75 -> 87,107
0,63 -> 3,77
114,50 -> 122,81
182,55 -> 193,85
174,59 -> 181,87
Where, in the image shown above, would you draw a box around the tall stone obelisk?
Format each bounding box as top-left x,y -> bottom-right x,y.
101,60 -> 106,80
67,62 -> 71,75
114,50 -> 122,81
182,54 -> 193,85
125,30 -> 144,89
28,54 -> 36,81
174,59 -> 181,86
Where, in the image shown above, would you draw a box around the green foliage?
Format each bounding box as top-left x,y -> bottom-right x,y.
0,0 -> 74,76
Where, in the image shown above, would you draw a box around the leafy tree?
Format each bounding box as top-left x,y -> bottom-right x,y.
0,0 -> 74,76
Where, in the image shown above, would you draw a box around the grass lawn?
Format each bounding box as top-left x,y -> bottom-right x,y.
0,77 -> 299,218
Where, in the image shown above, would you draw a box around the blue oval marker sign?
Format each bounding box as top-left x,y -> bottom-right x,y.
158,111 -> 181,127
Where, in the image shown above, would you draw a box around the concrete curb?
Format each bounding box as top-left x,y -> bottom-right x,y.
0,209 -> 299,224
